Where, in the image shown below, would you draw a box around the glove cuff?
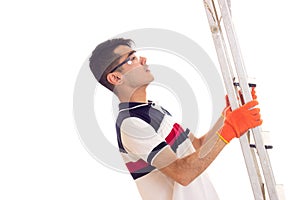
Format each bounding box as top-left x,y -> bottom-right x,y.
217,122 -> 236,144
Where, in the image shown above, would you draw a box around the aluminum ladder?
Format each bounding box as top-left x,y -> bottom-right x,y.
202,0 -> 284,199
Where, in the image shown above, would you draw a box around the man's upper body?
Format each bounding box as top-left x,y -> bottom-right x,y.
116,100 -> 221,199
89,38 -> 263,200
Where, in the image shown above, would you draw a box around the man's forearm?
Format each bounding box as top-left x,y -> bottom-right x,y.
204,115 -> 224,141
191,115 -> 224,150
160,133 -> 226,186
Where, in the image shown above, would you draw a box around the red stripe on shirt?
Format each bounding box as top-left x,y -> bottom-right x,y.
165,123 -> 184,146
126,159 -> 149,173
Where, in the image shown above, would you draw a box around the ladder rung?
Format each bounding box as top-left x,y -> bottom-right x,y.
233,82 -> 256,87
250,144 -> 273,150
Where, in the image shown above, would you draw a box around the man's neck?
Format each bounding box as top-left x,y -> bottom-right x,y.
118,86 -> 148,103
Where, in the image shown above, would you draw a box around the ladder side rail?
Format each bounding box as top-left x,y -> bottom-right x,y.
250,142 -> 266,198
216,0 -> 279,199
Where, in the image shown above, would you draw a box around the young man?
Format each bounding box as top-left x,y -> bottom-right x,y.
89,38 -> 262,200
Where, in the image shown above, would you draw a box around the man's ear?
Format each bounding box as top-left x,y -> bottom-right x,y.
107,72 -> 122,86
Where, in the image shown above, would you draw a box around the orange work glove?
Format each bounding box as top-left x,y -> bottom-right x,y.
218,100 -> 263,144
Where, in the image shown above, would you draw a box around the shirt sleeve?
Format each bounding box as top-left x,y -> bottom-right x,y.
121,117 -> 177,169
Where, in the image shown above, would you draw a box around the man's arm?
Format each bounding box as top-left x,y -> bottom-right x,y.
191,115 -> 224,150
160,133 -> 225,186
159,115 -> 225,186
159,100 -> 262,186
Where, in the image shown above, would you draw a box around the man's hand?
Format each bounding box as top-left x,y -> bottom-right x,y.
218,100 -> 263,144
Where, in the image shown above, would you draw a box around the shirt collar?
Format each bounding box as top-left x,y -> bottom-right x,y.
118,100 -> 153,110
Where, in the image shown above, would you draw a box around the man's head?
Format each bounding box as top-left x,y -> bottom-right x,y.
89,38 -> 134,91
89,38 -> 154,93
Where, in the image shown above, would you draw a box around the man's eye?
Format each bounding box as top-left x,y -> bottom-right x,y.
127,57 -> 136,65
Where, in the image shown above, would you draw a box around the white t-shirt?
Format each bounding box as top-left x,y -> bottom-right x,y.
116,101 -> 219,200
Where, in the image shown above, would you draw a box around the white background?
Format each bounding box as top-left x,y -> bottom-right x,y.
1,0 -> 299,199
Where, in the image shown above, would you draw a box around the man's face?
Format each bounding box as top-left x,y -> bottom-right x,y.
113,45 -> 154,89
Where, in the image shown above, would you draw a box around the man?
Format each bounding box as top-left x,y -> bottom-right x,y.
89,38 -> 262,200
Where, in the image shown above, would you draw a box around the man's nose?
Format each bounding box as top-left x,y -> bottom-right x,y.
140,56 -> 147,65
